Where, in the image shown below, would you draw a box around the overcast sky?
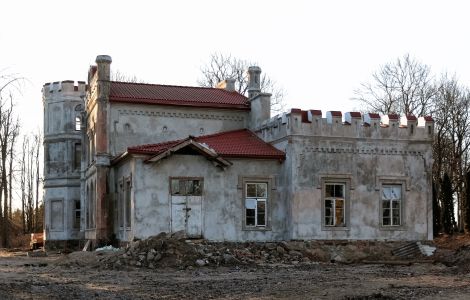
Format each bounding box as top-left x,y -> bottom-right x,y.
1,0 -> 470,134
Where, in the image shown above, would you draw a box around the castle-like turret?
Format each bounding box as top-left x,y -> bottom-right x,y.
43,80 -> 86,248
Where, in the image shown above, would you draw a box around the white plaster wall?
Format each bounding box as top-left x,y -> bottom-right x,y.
117,155 -> 286,242
108,103 -> 249,155
286,135 -> 433,240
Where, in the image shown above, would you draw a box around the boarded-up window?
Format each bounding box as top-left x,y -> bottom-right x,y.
50,200 -> 64,230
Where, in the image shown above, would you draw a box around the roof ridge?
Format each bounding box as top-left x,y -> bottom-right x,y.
128,139 -> 183,150
110,81 -> 247,97
195,128 -> 248,140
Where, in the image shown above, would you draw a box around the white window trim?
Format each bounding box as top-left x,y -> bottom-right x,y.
321,178 -> 351,231
245,183 -> 268,228
380,182 -> 406,230
324,183 -> 346,227
240,176 -> 275,231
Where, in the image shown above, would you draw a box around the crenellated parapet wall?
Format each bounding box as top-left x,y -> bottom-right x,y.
257,108 -> 434,143
42,80 -> 87,100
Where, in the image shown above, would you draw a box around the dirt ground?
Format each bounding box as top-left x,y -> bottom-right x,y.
0,235 -> 469,300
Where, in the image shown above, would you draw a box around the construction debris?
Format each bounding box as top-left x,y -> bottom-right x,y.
54,233 -> 443,270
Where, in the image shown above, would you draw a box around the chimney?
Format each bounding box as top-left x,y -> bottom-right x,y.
95,55 -> 112,81
248,66 -> 261,99
216,78 -> 236,92
247,67 -> 271,129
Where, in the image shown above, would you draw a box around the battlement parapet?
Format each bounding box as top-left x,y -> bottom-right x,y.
42,80 -> 86,99
257,109 -> 434,142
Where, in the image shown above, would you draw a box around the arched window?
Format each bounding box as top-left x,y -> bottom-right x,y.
75,116 -> 81,131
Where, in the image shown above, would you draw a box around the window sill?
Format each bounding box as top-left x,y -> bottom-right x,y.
243,226 -> 271,232
321,226 -> 350,231
380,226 -> 407,231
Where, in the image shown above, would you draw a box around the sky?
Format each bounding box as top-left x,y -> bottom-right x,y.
1,0 -> 470,135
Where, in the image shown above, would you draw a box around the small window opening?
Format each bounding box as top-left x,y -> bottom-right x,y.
73,200 -> 81,229
428,125 -> 431,135
75,116 -> 81,131
410,124 -> 414,134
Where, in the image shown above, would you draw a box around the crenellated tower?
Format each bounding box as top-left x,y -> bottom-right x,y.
43,80 -> 86,248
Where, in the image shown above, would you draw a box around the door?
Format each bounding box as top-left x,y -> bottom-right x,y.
170,178 -> 203,238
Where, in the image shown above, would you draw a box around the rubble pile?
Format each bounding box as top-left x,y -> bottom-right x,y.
80,232 -> 415,270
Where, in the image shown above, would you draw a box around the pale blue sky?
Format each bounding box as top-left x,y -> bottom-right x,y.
1,0 -> 470,133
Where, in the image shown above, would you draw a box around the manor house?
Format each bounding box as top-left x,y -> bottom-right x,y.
42,55 -> 434,248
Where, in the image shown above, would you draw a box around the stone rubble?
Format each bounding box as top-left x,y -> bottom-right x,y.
75,231 -> 436,270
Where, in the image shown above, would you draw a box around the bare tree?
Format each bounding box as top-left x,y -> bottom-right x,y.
353,54 -> 435,116
198,53 -> 286,114
110,70 -> 146,83
0,94 -> 20,247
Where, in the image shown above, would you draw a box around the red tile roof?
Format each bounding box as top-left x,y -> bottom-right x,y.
290,108 -> 302,114
328,111 -> 342,117
388,114 -> 399,120
310,110 -> 322,116
423,116 -> 434,122
109,81 -> 250,110
301,111 -> 311,123
367,113 -> 380,119
348,112 -> 362,118
406,115 -> 417,121
128,129 -> 285,160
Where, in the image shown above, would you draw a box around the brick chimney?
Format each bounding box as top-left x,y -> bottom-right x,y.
216,78 -> 236,92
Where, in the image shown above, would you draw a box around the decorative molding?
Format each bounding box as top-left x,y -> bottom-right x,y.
118,109 -> 245,122
301,146 -> 422,156
317,174 -> 354,190
375,175 -> 411,191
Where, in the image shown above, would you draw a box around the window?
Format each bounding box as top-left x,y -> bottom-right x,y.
125,180 -> 132,228
73,200 -> 81,230
382,185 -> 402,226
74,143 -> 81,170
50,199 -> 64,230
170,178 -> 203,196
245,182 -> 267,227
75,116 -> 81,131
118,183 -> 124,228
324,183 -> 346,227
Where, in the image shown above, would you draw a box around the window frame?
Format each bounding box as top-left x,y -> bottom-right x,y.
73,200 -> 81,230
124,177 -> 132,229
240,176 -> 275,231
321,178 -> 351,231
245,182 -> 268,228
169,177 -> 204,196
380,183 -> 405,229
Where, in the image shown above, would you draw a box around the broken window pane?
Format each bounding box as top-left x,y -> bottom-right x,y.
324,184 -> 346,227
325,185 -> 334,198
382,185 -> 402,226
256,183 -> 267,198
245,199 -> 257,209
246,209 -> 255,226
257,201 -> 266,226
171,179 -> 180,195
247,184 -> 256,197
335,199 -> 344,226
